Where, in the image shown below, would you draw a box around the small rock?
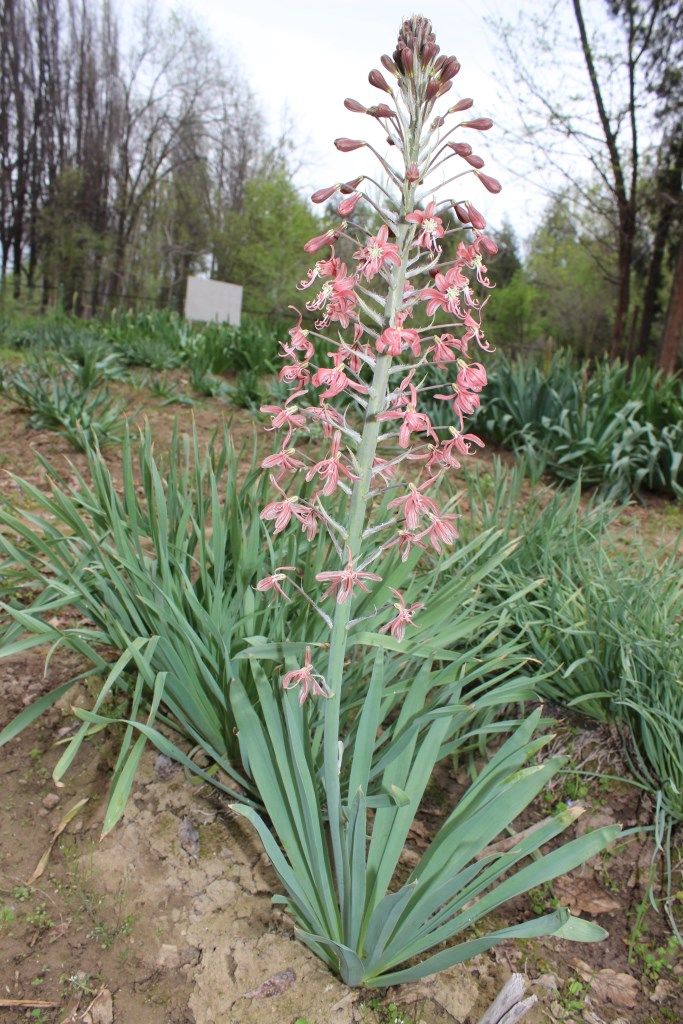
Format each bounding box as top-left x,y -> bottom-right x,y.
179,816 -> 200,858
244,967 -> 296,998
536,973 -> 560,992
42,793 -> 60,810
83,988 -> 113,1024
650,979 -> 672,1003
590,969 -> 639,1009
157,943 -> 181,969
583,1012 -> 606,1024
179,945 -> 201,967
155,753 -> 176,779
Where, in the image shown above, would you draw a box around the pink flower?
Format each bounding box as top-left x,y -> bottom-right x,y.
261,446 -> 304,478
387,481 -> 440,530
456,361 -> 487,392
380,588 -> 424,642
279,361 -> 311,388
261,495 -> 301,534
255,566 -> 295,602
424,512 -> 459,552
353,225 -> 401,280
435,385 -> 481,424
316,553 -> 382,604
384,528 -> 428,562
376,325 -> 422,358
379,384 -> 438,448
304,402 -> 345,438
260,403 -> 306,432
426,333 -> 468,366
295,504 -> 318,541
305,432 -> 358,496
372,456 -> 397,482
449,430 -> 485,455
405,200 -> 445,250
281,647 -> 331,704
420,265 -> 470,318
312,365 -> 368,400
297,256 -> 341,291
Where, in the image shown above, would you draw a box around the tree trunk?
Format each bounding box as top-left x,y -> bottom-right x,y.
657,233 -> 683,374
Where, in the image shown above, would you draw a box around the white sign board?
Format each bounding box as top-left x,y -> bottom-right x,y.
184,276 -> 243,326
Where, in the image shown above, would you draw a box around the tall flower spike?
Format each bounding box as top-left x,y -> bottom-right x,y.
259,13 -> 500,702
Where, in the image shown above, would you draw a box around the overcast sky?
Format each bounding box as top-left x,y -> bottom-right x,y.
146,0 -> 597,242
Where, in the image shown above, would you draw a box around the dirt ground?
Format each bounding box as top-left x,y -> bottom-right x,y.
0,376 -> 681,1024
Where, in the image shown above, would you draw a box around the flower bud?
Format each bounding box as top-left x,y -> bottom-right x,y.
449,98 -> 474,112
476,171 -> 502,193
405,163 -> 420,182
304,229 -> 337,253
465,202 -> 486,229
423,41 -> 438,63
436,80 -> 452,97
398,45 -> 413,74
338,192 -> 362,216
340,176 -> 363,194
369,69 -> 391,92
373,103 -> 395,119
380,54 -> 398,75
479,234 -> 499,255
425,80 -> 440,100
463,153 -> 485,168
462,117 -> 493,130
448,142 -> 473,156
334,138 -> 366,152
441,57 -> 461,81
454,202 -> 470,224
311,184 -> 339,204
344,98 -> 366,113
431,115 -> 446,129
434,54 -> 446,71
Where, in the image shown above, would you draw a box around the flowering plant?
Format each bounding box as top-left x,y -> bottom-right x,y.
232,15 -> 618,987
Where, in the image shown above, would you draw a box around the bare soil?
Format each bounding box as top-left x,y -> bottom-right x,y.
0,373 -> 681,1024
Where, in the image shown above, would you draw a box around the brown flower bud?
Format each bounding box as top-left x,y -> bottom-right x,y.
454,202 -> 470,224
463,117 -> 493,131
431,115 -> 446,129
340,176 -> 363,194
344,98 -> 366,113
476,171 -> 502,193
463,153 -> 485,168
334,138 -> 366,152
369,69 -> 391,92
441,57 -> 461,81
423,41 -> 438,63
448,142 -> 473,156
381,54 -> 398,75
434,54 -> 447,71
479,234 -> 499,256
436,80 -> 453,97
374,103 -> 395,119
311,184 -> 339,204
466,202 -> 486,229
449,98 -> 474,113
399,45 -> 413,74
425,80 -> 440,100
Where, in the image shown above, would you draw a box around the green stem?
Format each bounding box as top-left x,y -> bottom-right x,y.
323,182 -> 417,912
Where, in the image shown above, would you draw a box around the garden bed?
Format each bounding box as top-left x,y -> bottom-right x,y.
0,376 -> 680,1023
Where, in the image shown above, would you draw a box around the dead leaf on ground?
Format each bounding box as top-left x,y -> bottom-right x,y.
243,968 -> 296,999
